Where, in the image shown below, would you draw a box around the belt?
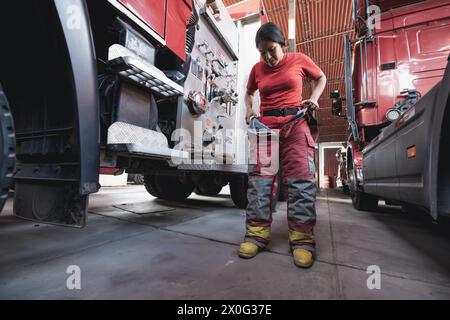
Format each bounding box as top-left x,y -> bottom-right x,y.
262,108 -> 300,117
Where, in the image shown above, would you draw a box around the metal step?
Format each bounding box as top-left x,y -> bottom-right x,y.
107,44 -> 183,98
108,122 -> 189,161
109,143 -> 189,161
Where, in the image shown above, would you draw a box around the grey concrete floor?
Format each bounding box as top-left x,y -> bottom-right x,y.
1,185 -> 450,300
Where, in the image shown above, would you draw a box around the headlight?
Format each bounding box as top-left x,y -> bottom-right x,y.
386,108 -> 401,122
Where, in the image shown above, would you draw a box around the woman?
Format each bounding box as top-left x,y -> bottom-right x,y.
239,22 -> 327,268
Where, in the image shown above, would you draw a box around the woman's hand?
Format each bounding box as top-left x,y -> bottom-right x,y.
246,107 -> 258,123
304,70 -> 327,111
301,99 -> 320,111
245,91 -> 257,123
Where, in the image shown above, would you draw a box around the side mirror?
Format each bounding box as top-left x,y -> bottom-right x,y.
331,90 -> 343,117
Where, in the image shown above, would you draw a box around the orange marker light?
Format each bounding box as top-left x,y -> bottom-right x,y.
407,146 -> 417,159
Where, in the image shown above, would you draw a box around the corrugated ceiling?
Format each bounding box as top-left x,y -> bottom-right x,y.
224,0 -> 355,142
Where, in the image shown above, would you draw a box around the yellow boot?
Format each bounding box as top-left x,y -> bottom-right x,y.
238,242 -> 259,259
293,249 -> 314,268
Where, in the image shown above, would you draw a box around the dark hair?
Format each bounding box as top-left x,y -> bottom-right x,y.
255,22 -> 286,47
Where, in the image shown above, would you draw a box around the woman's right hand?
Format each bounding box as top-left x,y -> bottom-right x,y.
246,108 -> 258,123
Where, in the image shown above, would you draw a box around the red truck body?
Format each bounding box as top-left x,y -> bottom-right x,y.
336,0 -> 450,217
0,0 -> 250,227
117,0 -> 193,60
353,0 -> 450,130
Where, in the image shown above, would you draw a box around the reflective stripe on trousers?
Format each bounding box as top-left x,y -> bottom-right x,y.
245,118 -> 317,252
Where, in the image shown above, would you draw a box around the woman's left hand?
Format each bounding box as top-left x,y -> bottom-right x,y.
301,99 -> 320,111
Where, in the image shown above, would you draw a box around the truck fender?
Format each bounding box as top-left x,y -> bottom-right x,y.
54,0 -> 100,195
428,54 -> 450,219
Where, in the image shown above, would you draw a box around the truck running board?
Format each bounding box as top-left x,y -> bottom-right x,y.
109,143 -> 188,161
107,122 -> 189,161
107,44 -> 183,98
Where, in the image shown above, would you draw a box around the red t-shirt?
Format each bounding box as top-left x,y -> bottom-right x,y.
247,52 -> 321,127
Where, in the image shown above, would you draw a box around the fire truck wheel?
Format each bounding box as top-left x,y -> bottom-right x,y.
195,185 -> 223,196
0,84 -> 15,213
352,191 -> 378,212
144,175 -> 194,202
342,184 -> 350,195
144,175 -> 163,198
230,175 -> 248,209
194,176 -> 223,196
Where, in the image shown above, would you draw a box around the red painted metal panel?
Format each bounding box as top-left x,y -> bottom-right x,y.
354,1 -> 450,127
223,0 -> 242,5
226,0 -> 267,25
227,0 -> 261,20
407,21 -> 450,74
391,0 -> 450,29
375,34 -> 397,123
100,168 -> 122,175
356,0 -> 425,17
166,0 -> 193,61
118,0 -> 167,38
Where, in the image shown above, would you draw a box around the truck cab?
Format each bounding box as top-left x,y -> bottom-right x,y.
332,0 -> 450,219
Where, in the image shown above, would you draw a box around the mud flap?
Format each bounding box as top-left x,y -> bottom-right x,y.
14,182 -> 88,228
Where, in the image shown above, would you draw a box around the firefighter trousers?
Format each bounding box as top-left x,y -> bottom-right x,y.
245,118 -> 317,252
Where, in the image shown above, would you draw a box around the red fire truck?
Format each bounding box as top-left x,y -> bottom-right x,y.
0,0 -> 251,227
332,0 -> 450,220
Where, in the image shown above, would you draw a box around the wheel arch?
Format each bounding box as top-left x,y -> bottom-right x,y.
435,86 -> 450,218
0,0 -> 100,195
429,55 -> 450,219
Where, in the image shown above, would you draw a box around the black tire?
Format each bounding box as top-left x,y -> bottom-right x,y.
0,84 -> 15,213
194,176 -> 223,196
342,184 -> 350,195
352,191 -> 378,212
195,185 -> 223,196
349,163 -> 378,211
144,175 -> 163,198
230,175 -> 248,209
144,175 -> 194,202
